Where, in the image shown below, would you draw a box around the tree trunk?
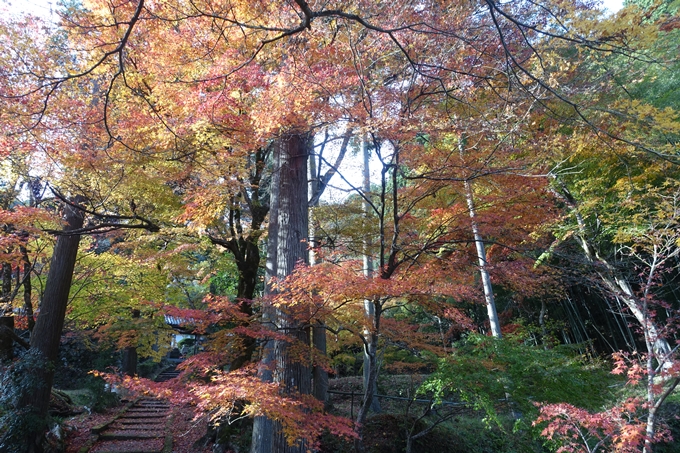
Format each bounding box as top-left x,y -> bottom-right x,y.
227,237 -> 261,371
0,259 -> 13,361
21,245 -> 35,332
251,140 -> 282,453
121,309 -> 141,376
355,299 -> 381,453
22,199 -> 85,452
307,130 -> 351,407
212,148 -> 269,372
309,147 -> 329,406
460,136 -> 501,338
2,262 -> 11,305
312,321 -> 329,404
252,133 -> 310,453
271,133 -> 311,453
361,136 -> 381,413
310,210 -> 329,404
0,315 -> 14,362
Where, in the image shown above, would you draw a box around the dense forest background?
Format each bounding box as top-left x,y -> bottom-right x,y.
0,0 -> 679,452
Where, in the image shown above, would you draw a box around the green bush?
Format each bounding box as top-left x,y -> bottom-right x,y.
319,413 -> 547,453
83,375 -> 119,412
421,333 -> 617,418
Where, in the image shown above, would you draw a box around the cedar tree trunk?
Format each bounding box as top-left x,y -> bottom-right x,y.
252,133 -> 310,453
22,199 -> 84,452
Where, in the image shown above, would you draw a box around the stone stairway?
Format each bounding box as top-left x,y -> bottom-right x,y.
82,364 -> 183,453
154,365 -> 181,383
86,398 -> 172,453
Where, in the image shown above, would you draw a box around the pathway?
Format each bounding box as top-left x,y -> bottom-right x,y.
82,365 -> 180,453
86,398 -> 172,453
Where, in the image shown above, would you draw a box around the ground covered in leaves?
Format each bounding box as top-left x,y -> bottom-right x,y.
62,402 -> 213,453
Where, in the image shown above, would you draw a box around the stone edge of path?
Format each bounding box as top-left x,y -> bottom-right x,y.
162,411 -> 174,453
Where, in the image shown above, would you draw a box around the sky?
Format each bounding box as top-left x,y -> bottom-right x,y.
2,0 -> 56,18
3,0 -> 625,19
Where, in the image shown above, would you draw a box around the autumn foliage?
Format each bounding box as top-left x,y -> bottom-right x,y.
1,0 -> 680,452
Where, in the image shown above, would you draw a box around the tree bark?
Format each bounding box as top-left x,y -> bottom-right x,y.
460,135 -> 501,338
308,142 -> 327,406
251,133 -> 310,453
272,133 -> 311,453
121,309 -> 141,376
251,140 -> 282,453
0,259 -> 13,361
21,245 -> 35,332
0,315 -> 14,362
361,135 -> 381,413
22,198 -> 85,452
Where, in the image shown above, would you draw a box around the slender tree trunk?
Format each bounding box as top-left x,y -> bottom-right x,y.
252,133 -> 310,453
121,309 -> 140,376
309,143 -> 329,406
361,135 -> 381,413
309,205 -> 329,406
310,206 -> 329,408
644,327 -> 657,453
21,245 -> 35,333
0,260 -> 13,361
1,262 -> 11,305
312,320 -> 328,404
355,299 -> 381,453
23,198 -> 85,453
460,136 -> 501,338
307,129 -> 351,407
251,140 -> 282,453
0,315 -> 13,362
228,238 -> 261,371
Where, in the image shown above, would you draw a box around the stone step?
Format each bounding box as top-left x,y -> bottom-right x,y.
126,409 -> 170,415
88,398 -> 172,453
154,370 -> 180,383
110,422 -> 165,430
114,416 -> 166,422
89,438 -> 165,453
118,413 -> 168,419
100,431 -> 164,440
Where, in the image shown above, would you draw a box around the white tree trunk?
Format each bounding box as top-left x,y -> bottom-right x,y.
362,135 -> 381,413
459,136 -> 501,338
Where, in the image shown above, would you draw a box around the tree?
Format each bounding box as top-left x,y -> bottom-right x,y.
14,197 -> 84,452
251,132 -> 311,453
